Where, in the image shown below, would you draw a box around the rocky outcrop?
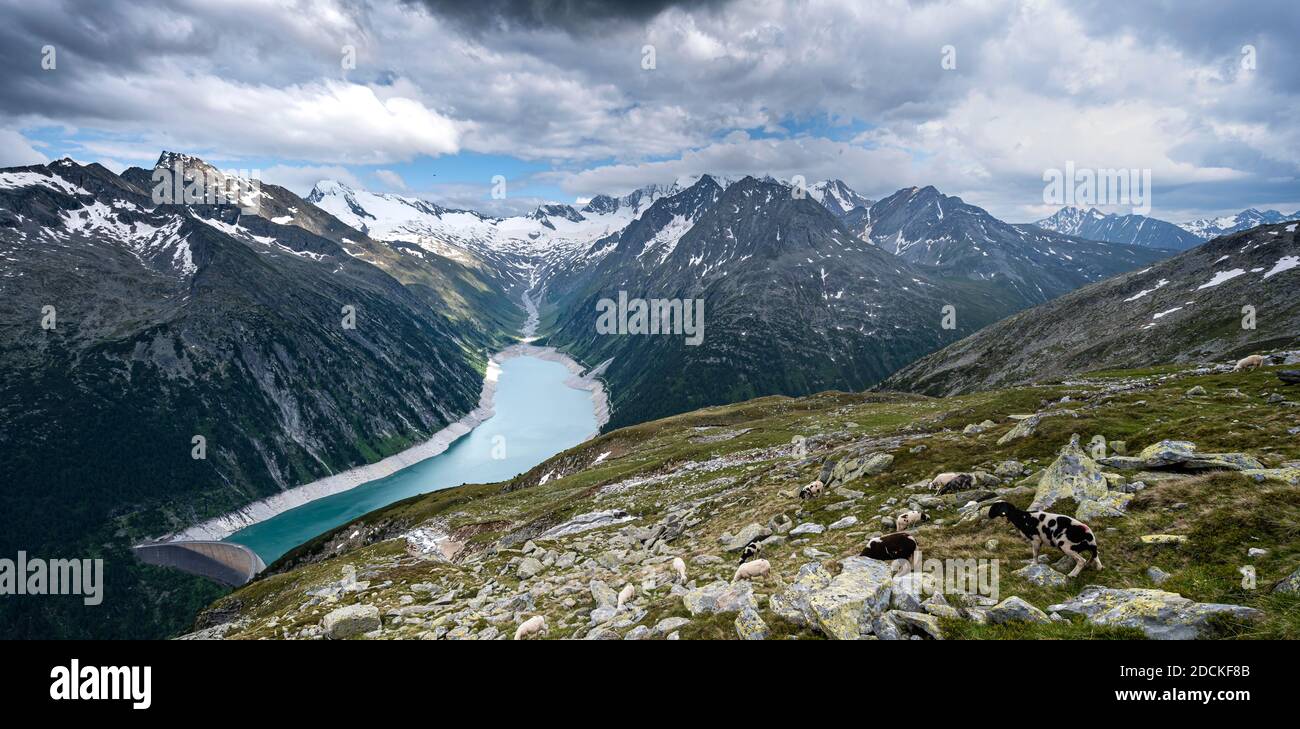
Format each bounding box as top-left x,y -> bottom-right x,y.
1032,434 -> 1131,518
802,557 -> 894,640
1047,586 -> 1262,639
322,604 -> 380,639
682,580 -> 758,615
828,453 -> 894,487
1099,440 -> 1265,472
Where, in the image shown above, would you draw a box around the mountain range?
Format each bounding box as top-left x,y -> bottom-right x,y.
885,220 -> 1300,395
6,152 -> 1278,638
1036,205 -> 1300,250
0,154 -> 523,637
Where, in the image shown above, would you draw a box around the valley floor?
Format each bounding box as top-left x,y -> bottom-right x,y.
191,361 -> 1300,640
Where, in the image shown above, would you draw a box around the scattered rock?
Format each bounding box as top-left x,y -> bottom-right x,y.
769,562 -> 834,627
590,580 -> 618,608
1273,565 -> 1300,593
986,596 -> 1050,624
1047,586 -> 1262,640
1032,434 -> 1130,518
828,516 -> 858,530
997,415 -> 1040,445
722,523 -> 772,551
1100,440 -> 1265,472
1248,547 -> 1269,558
806,557 -> 894,639
830,452 -> 893,486
540,509 -> 635,538
517,557 -> 544,579
682,580 -> 758,615
734,607 -> 770,640
1185,385 -> 1206,397
789,522 -> 825,536
1014,563 -> 1069,587
322,604 -> 380,639
1146,566 -> 1171,585
994,460 -> 1024,478
1140,534 -> 1188,545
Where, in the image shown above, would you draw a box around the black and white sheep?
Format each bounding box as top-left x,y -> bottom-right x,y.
929,472 -> 973,494
860,532 -> 922,575
987,502 -> 1102,577
738,536 -> 764,564
799,479 -> 825,500
895,510 -> 929,531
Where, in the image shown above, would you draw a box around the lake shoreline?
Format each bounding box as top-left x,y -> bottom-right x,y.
156,341 -> 608,544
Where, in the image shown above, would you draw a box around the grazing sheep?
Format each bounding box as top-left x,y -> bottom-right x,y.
738,536 -> 764,564
799,479 -> 825,500
616,583 -> 635,610
860,532 -> 922,575
1234,354 -> 1266,372
733,558 -> 770,582
987,502 -> 1102,577
930,472 -> 974,494
514,615 -> 547,641
895,510 -> 930,531
930,473 -> 972,493
672,556 -> 687,584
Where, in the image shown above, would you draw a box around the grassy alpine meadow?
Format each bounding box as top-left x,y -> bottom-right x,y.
195,361 -> 1300,640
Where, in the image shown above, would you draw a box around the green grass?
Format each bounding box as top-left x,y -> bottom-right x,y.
204,362 -> 1300,639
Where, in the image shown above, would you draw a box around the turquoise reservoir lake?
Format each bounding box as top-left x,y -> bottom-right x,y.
225,355 -> 599,564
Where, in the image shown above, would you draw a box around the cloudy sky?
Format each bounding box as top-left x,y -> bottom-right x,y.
1,0 -> 1297,221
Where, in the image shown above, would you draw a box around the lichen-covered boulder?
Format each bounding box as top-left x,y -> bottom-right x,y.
1047,586 -> 1262,639
681,580 -> 757,615
589,579 -> 618,608
734,607 -> 770,640
830,452 -> 894,486
1032,434 -> 1110,512
806,557 -> 894,640
1241,468 -> 1300,485
722,523 -> 772,551
1274,565 -> 1300,593
986,596 -> 1050,624
1014,563 -> 1069,587
997,415 -> 1040,445
769,562 -> 833,626
322,604 -> 380,639
887,610 -> 945,640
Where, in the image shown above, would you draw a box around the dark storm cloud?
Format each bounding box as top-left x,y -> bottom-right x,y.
399,0 -> 734,33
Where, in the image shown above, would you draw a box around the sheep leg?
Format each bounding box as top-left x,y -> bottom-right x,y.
1066,549 -> 1087,577
1030,539 -> 1040,563
1093,555 -> 1104,571
911,548 -> 922,574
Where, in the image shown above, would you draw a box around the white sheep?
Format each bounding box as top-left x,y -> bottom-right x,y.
672,556 -> 687,584
514,615 -> 547,641
732,558 -> 770,582
1234,354 -> 1265,372
616,583 -> 635,610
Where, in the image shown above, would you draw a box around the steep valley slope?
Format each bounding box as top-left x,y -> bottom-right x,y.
193,358 -> 1300,640
884,222 -> 1300,396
